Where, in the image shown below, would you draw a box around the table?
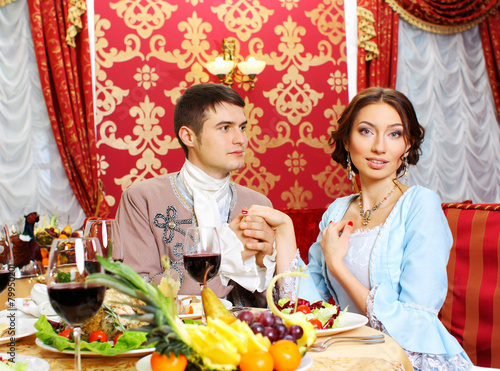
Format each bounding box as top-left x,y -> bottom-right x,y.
1,323 -> 412,371
1,278 -> 413,370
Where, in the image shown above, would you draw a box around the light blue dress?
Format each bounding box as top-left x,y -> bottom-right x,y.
303,186 -> 471,368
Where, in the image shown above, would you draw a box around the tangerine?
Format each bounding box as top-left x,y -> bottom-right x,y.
269,339 -> 302,371
150,351 -> 187,371
239,350 -> 274,371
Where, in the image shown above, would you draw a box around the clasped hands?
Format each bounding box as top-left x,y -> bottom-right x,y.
229,209 -> 275,267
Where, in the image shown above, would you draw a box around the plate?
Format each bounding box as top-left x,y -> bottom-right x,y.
177,295 -> 232,320
35,338 -> 155,357
0,317 -> 38,344
0,353 -> 50,371
316,312 -> 368,337
136,354 -> 313,371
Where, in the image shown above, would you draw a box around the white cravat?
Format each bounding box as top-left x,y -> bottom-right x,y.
178,160 -> 231,227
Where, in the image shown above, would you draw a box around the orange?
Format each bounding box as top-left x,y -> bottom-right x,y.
239,350 -> 274,371
150,351 -> 187,371
269,340 -> 302,371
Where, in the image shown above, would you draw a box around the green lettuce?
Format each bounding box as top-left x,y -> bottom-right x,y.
0,361 -> 28,371
34,315 -> 150,356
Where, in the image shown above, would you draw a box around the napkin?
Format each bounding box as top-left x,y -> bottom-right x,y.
6,284 -> 58,317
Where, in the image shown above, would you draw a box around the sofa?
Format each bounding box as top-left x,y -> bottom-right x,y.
282,202 -> 500,368
439,203 -> 500,368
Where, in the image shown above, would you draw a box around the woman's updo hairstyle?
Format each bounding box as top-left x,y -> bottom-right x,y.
329,87 -> 425,177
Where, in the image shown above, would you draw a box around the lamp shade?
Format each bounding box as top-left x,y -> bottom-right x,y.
206,57 -> 234,75
238,57 -> 266,75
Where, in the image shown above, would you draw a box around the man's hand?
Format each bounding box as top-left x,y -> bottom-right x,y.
229,212 -> 275,266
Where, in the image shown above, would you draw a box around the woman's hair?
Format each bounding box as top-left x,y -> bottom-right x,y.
329,87 -> 425,176
174,83 -> 245,157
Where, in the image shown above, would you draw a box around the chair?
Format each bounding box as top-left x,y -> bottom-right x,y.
440,203 -> 500,368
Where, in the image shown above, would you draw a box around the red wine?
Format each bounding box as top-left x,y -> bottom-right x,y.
184,253 -> 221,284
48,283 -> 105,326
0,271 -> 10,293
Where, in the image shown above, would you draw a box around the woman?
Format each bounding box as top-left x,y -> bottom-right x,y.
247,87 -> 471,370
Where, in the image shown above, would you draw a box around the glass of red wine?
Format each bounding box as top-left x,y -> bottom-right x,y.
46,237 -> 106,371
183,226 -> 221,319
0,225 -> 14,295
84,219 -> 123,263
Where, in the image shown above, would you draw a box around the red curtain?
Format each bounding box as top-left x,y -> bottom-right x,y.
479,7 -> 500,118
28,0 -> 109,218
357,0 -> 399,91
388,0 -> 499,26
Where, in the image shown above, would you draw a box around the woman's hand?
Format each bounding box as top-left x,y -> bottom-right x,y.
320,220 -> 353,276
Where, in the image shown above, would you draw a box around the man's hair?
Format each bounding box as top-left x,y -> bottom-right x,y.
174,83 -> 245,157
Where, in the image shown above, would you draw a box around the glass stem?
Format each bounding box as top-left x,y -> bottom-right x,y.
200,284 -> 206,323
73,326 -> 82,371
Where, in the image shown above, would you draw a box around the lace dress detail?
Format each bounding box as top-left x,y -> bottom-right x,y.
367,286 -> 471,371
277,249 -> 299,301
328,225 -> 381,314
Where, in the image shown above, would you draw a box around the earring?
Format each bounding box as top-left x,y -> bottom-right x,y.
403,157 -> 409,185
346,152 -> 354,181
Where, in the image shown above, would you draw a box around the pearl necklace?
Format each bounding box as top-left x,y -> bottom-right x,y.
358,185 -> 398,226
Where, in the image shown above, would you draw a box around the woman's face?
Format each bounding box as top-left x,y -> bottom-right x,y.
345,102 -> 409,183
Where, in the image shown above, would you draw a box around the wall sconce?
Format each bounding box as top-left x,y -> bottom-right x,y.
205,39 -> 266,89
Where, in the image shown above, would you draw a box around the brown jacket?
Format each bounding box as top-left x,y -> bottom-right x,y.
116,172 -> 272,306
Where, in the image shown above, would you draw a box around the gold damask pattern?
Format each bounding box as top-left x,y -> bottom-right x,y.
110,0 -> 178,38
264,65 -> 324,125
95,0 -> 351,211
306,0 -> 345,45
211,0 -> 274,41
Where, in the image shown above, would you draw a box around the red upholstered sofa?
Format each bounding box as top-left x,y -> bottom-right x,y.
282,203 -> 500,368
439,203 -> 500,368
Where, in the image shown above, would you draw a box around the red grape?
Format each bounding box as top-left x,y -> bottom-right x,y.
287,324 -> 304,340
250,322 -> 265,335
258,311 -> 275,327
237,310 -> 254,324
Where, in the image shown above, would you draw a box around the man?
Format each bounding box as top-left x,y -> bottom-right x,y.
116,83 -> 275,307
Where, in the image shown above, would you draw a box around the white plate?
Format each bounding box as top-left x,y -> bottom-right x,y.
136,353 -> 313,371
35,338 -> 155,357
0,317 -> 38,344
0,308 -> 60,322
0,353 -> 50,371
177,295 -> 232,320
316,312 -> 368,337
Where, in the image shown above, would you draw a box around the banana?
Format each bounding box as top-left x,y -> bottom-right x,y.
201,286 -> 236,324
266,270 -> 317,353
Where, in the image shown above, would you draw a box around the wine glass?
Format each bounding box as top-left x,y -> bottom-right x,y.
183,226 -> 221,319
0,225 -> 14,295
46,237 -> 106,371
84,219 -> 123,262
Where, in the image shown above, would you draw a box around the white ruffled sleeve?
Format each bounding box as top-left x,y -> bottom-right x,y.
218,223 -> 275,293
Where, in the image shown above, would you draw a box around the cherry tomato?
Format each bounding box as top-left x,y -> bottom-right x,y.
296,304 -> 311,314
309,318 -> 323,329
88,330 -> 108,343
150,351 -> 187,371
113,333 -> 122,346
58,328 -> 72,339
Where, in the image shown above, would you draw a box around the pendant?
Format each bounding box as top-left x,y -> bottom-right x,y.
362,210 -> 372,226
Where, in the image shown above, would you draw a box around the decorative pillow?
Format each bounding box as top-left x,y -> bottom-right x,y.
440,203 -> 500,367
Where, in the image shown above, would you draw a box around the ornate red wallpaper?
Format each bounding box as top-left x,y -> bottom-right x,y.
94,0 -> 352,215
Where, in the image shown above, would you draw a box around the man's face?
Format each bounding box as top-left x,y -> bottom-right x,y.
187,103 -> 248,179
